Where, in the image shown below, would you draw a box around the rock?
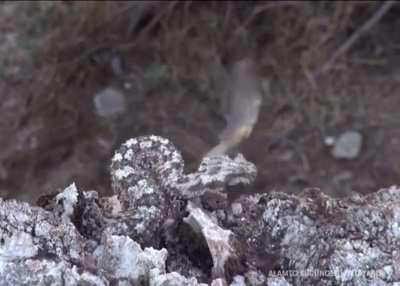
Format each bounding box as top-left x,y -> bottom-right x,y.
94,87 -> 126,118
55,182 -> 79,224
211,278 -> 228,286
244,270 -> 266,286
150,272 -> 207,286
184,202 -> 241,282
267,276 -> 292,286
0,135 -> 398,285
231,203 -> 243,216
331,131 -> 362,159
230,275 -> 246,286
94,233 -> 168,283
324,136 -> 336,146
0,260 -> 107,286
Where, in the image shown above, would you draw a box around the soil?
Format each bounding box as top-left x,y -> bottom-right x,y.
0,2 -> 399,202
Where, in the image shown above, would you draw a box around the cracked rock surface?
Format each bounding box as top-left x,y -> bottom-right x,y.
0,135 -> 398,285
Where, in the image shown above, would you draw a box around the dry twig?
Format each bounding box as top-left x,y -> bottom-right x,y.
316,0 -> 396,76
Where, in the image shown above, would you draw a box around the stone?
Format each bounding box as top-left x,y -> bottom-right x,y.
331,131 -> 362,159
94,87 -> 126,118
230,275 -> 246,286
231,203 -> 243,216
184,202 -> 239,281
244,270 -> 266,286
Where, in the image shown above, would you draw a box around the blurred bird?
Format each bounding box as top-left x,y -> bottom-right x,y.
207,58 -> 262,157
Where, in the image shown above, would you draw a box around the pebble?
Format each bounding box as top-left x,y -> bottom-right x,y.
331,131 -> 362,159
94,87 -> 126,118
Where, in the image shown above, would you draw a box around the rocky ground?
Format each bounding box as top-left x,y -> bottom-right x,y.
0,135 -> 398,285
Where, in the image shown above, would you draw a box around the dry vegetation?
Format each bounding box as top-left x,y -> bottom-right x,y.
0,1 -> 399,201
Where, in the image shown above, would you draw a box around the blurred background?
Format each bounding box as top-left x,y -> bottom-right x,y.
0,1 -> 399,202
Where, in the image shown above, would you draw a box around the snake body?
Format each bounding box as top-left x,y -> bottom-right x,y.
109,135 -> 256,246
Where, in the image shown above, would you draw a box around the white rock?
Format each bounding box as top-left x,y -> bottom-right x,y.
231,203 -> 243,216
331,131 -> 362,159
244,270 -> 266,286
0,231 -> 37,260
267,276 -> 291,286
211,278 -> 228,286
56,183 -> 79,224
94,87 -> 126,118
94,234 -> 167,283
184,202 -> 236,279
230,275 -> 246,286
324,136 -> 336,146
150,271 -> 207,286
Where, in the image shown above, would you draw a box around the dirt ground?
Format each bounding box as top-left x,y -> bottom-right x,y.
0,1 -> 399,202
